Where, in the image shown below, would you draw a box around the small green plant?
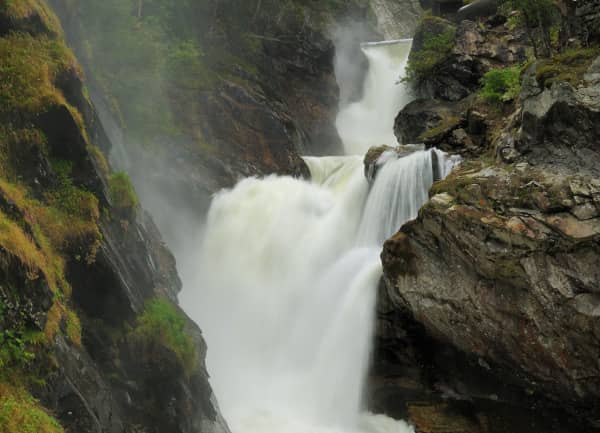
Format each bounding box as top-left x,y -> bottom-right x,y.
405,16 -> 456,84
480,66 -> 522,103
0,299 -> 37,370
65,309 -> 82,347
109,172 -> 138,216
131,299 -> 196,372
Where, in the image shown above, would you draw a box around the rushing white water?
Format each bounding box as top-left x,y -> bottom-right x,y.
337,40 -> 413,155
180,40 -> 453,433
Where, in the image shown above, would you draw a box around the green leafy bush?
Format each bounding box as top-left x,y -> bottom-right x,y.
480,66 -> 522,103
109,172 -> 138,216
131,299 -> 196,372
405,15 -> 456,84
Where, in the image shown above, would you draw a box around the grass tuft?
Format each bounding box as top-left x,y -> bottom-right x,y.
0,382 -> 64,433
131,299 -> 196,373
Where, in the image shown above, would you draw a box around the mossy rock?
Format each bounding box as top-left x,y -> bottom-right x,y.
405,15 -> 457,84
535,47 -> 600,89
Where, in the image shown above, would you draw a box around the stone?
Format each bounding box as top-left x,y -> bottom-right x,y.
571,202 -> 599,220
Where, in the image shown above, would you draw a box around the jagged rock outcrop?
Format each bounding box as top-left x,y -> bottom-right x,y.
408,16 -> 527,102
511,56 -> 600,175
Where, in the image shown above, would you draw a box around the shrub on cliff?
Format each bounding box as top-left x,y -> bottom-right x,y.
109,172 -> 138,217
480,66 -> 522,103
404,15 -> 456,84
130,299 -> 196,373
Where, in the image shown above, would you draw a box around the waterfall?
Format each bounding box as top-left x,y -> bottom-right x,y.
336,40 -> 413,155
180,40 -> 454,433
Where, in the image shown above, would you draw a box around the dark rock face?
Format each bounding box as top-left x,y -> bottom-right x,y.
577,0 -> 600,44
49,0 -> 380,196
516,57 -> 600,175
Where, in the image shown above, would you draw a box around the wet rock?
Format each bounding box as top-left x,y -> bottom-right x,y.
518,57 -> 600,175
394,98 -> 467,146
377,162 -> 600,431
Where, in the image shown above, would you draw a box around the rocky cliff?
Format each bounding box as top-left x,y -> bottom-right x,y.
372,6 -> 600,433
0,3 -> 228,432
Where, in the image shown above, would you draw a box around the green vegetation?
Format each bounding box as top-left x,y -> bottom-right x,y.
480,65 -> 522,103
418,117 -> 461,142
0,33 -> 79,116
535,47 -> 600,88
405,15 -> 456,84
0,1 -> 90,370
87,145 -> 109,176
131,299 -> 196,372
0,383 -> 64,433
1,0 -> 63,36
0,300 -> 36,370
65,309 -> 82,347
109,172 -> 138,216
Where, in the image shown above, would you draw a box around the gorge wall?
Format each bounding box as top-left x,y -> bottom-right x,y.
0,2 -> 227,432
371,4 -> 600,433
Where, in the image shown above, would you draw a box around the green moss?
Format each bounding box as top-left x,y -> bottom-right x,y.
0,383 -> 64,433
131,299 -> 196,373
418,116 -> 461,141
65,309 -> 81,347
0,33 -> 80,117
0,209 -> 58,291
405,15 -> 456,84
1,0 -> 64,36
480,65 -> 522,104
87,145 -> 109,176
109,172 -> 138,216
535,47 -> 600,88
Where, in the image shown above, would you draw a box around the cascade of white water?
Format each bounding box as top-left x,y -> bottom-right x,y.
180,40 -> 455,433
357,150 -> 434,245
336,40 -> 413,155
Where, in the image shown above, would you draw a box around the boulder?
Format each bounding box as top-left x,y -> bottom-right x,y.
377,160 -> 600,432
394,98 -> 469,147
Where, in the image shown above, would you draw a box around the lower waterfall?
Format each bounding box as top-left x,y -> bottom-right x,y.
180,41 -> 452,433
182,151 -> 449,433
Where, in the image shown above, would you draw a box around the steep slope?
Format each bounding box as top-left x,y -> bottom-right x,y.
0,2 -> 227,432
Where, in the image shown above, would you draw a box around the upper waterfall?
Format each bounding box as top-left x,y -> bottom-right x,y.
336,40 -> 413,155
